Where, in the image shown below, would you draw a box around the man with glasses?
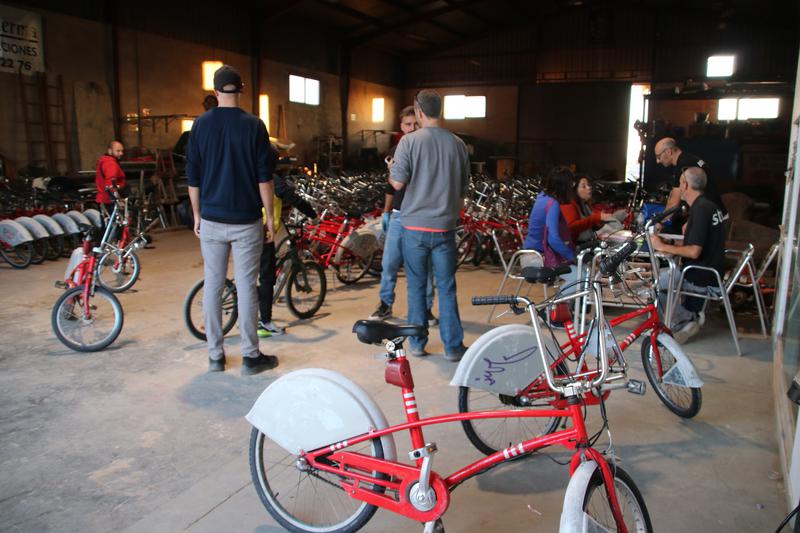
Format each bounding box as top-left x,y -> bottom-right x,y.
654,137 -> 727,229
388,90 -> 469,362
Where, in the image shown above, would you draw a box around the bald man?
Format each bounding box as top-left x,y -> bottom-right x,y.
651,166 -> 726,344
654,137 -> 727,228
96,141 -> 126,207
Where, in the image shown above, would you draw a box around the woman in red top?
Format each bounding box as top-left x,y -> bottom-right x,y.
560,175 -> 619,245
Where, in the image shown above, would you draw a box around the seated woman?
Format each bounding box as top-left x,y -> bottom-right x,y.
561,175 -> 623,247
523,166 -> 577,293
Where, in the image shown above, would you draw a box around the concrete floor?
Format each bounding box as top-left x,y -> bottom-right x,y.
0,229 -> 787,532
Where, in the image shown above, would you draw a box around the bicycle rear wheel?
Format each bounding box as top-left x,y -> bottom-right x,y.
286,260 -> 326,319
46,236 -> 63,260
96,251 -> 141,293
455,230 -> 477,267
249,427 -> 384,533
51,286 -> 124,352
335,249 -> 373,284
562,464 -> 652,533
30,238 -> 48,264
641,337 -> 702,418
0,241 -> 33,268
183,278 -> 238,341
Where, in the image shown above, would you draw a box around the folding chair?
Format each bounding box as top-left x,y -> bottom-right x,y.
486,249 -> 544,323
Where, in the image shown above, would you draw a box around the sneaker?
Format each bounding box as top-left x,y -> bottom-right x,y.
242,352 -> 279,375
257,321 -> 285,338
409,346 -> 428,357
426,309 -> 439,327
673,321 -> 701,345
369,301 -> 392,320
208,355 -> 226,372
445,344 -> 468,362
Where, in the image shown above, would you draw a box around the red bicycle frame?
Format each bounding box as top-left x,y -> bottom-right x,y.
300,351 -> 629,531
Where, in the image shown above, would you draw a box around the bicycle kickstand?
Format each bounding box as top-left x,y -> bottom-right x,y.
423,518 -> 444,533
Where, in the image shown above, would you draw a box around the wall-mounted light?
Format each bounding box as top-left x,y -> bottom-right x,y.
707,55 -> 734,78
259,94 -> 270,130
181,119 -> 194,132
372,98 -> 385,123
202,61 -> 223,90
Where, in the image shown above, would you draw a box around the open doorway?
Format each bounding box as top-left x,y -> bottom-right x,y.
625,84 -> 650,182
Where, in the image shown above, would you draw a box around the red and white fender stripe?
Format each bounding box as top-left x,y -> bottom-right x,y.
502,443 -> 525,459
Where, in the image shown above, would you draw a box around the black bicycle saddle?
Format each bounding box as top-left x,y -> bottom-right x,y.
352,320 -> 428,345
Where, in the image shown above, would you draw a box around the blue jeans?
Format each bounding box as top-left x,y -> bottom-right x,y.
379,212 -> 434,309
402,228 -> 464,353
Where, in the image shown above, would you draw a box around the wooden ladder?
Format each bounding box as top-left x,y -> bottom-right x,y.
18,73 -> 73,173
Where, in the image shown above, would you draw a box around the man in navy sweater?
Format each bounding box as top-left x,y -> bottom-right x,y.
187,65 -> 277,375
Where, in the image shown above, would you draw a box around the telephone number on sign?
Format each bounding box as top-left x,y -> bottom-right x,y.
0,58 -> 33,70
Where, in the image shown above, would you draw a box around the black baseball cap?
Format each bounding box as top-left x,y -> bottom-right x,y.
214,65 -> 243,93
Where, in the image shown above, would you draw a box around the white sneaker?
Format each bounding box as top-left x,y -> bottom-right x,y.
257,321 -> 285,337
673,320 -> 701,344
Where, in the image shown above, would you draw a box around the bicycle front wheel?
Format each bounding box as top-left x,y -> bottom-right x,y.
183,278 -> 238,341
0,241 -> 33,268
562,465 -> 652,533
96,251 -> 141,293
249,427 -> 384,533
641,337 -> 702,418
458,384 -> 562,456
286,260 -> 326,319
51,286 -> 124,352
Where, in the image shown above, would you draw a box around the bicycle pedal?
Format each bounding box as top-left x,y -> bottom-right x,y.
54,281 -> 68,289
627,379 -> 646,395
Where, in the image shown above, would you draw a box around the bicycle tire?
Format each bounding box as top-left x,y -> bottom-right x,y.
455,231 -> 476,267
51,286 -> 124,352
0,241 -> 33,268
640,337 -> 702,418
286,260 -> 326,319
96,251 -> 141,293
249,427 -> 384,533
458,377 -> 563,456
561,464 -> 652,533
183,278 -> 238,341
46,236 -> 63,260
335,249 -> 373,285
30,238 -> 48,265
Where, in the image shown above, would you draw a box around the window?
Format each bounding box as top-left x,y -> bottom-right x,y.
707,55 -> 735,77
443,95 -> 486,119
259,94 -> 270,130
717,97 -> 780,120
181,119 -> 194,133
202,61 -> 223,91
372,98 -> 384,123
289,75 -> 319,105
624,84 -> 650,182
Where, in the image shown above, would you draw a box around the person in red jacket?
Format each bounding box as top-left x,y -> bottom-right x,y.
95,141 -> 126,208
560,175 -> 621,245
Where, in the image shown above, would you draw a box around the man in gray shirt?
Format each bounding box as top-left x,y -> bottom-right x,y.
389,89 -> 470,361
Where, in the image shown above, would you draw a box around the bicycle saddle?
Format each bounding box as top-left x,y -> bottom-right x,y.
521,265 -> 571,284
352,320 -> 428,345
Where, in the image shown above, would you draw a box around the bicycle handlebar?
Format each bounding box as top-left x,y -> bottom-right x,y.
598,239 -> 638,276
471,295 -> 519,306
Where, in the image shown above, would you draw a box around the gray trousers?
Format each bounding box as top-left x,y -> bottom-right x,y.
200,219 -> 263,359
658,267 -> 721,328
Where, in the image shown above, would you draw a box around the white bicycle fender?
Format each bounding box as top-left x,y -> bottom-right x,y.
83,209 -> 103,228
0,219 -> 34,245
656,333 -> 704,388
559,460 -> 600,533
52,213 -> 80,234
246,368 -> 396,460
33,214 -> 65,235
450,323 -> 556,396
15,216 -> 50,239
66,210 -> 91,227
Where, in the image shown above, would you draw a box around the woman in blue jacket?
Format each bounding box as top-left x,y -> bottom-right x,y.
523,166 -> 578,295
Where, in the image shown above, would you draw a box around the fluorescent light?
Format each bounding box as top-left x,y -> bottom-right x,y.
737,98 -> 779,120
444,95 -> 466,120
289,75 -> 305,103
372,98 -> 385,123
259,94 -> 269,130
465,96 -> 486,118
707,55 -> 735,77
181,119 -> 194,132
202,61 -> 223,90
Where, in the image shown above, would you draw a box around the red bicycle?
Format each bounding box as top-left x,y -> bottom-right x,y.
246,266 -> 652,532
52,225 -> 124,352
